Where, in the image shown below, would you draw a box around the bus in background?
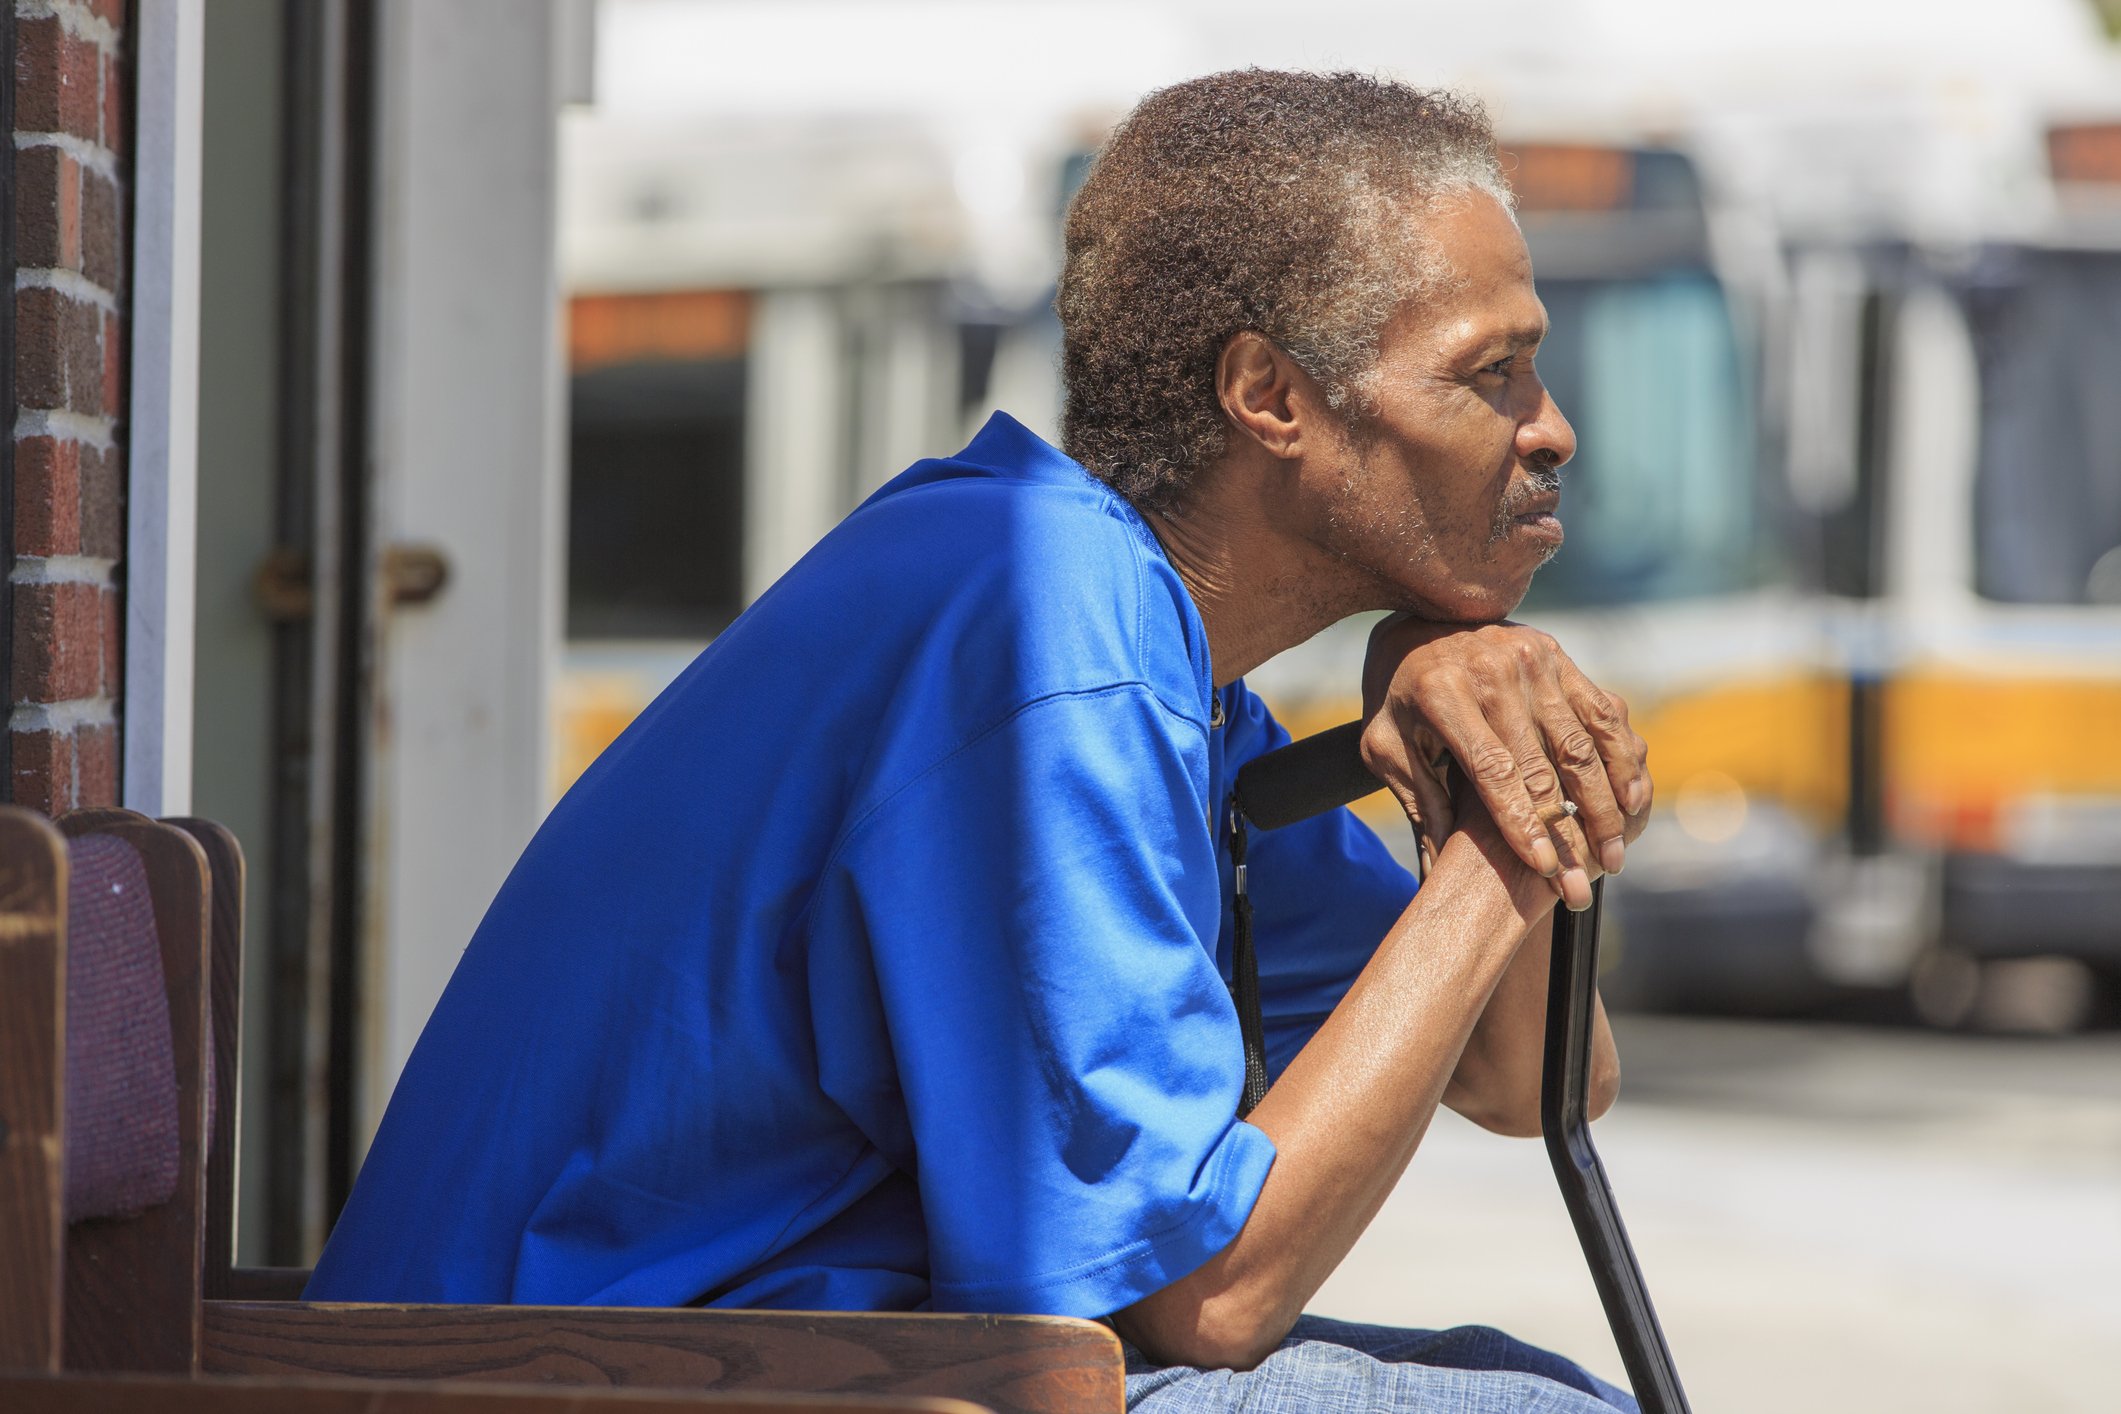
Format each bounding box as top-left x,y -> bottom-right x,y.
553,113 -> 1059,789
1563,113 -> 2121,1026
1846,121 -> 2121,1026
1503,119 -> 2121,1027
559,287 -> 750,788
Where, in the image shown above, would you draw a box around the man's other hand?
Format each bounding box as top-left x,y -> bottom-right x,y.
1359,613 -> 1651,911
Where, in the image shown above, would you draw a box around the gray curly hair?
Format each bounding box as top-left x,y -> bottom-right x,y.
1057,70 -> 1513,512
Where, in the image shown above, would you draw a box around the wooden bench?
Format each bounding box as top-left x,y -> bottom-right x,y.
0,1370 -> 992,1414
0,806 -> 1124,1414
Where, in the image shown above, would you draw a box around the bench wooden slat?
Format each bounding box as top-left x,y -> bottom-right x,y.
0,1370 -> 999,1413
202,1303 -> 1124,1414
167,817 -> 248,1300
0,808 -> 69,1372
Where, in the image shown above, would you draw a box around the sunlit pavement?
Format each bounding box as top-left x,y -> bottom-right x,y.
1312,1016 -> 2121,1413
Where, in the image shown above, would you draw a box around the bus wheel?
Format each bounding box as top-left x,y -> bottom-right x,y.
1972,958 -> 2099,1035
1908,948 -> 1981,1029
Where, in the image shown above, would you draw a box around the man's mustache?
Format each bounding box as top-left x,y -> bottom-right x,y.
1501,459 -> 1564,516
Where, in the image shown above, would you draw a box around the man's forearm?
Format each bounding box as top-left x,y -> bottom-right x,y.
1111,823 -> 1555,1370
1443,912 -> 1620,1137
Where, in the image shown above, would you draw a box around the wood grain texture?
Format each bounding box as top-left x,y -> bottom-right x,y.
0,808 -> 70,1372
166,817 -> 247,1298
203,1304 -> 1124,1414
54,814 -> 213,1374
0,1371 -> 998,1413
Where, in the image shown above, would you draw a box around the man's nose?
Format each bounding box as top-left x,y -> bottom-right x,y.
1518,380 -> 1576,468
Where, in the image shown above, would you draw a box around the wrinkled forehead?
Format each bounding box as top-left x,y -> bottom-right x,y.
1402,191 -> 1545,346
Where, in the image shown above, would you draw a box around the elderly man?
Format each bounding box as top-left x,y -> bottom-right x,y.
310,70 -> 1650,1413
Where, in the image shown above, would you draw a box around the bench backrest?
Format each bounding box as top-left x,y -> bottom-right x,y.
0,806 -> 213,1374
64,832 -> 181,1221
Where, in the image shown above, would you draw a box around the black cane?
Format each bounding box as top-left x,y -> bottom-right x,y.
1543,880 -> 1691,1414
1235,725 -> 1691,1414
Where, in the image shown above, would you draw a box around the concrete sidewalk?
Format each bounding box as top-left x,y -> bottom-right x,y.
1312,1018 -> 2121,1413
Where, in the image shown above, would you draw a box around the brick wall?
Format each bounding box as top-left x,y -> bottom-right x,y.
10,0 -> 128,814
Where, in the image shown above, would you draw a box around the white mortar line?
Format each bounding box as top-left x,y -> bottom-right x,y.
10,554 -> 119,584
13,406 -> 119,449
15,265 -> 121,312
13,131 -> 125,183
15,0 -> 123,50
9,698 -> 118,733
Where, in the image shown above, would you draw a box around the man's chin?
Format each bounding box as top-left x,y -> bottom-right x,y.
1391,576 -> 1533,626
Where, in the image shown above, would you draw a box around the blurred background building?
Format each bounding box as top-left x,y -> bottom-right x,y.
6,0 -> 2120,1408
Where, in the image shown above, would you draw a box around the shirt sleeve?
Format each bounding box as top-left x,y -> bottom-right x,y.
802,683 -> 1277,1319
1221,684 -> 1421,1079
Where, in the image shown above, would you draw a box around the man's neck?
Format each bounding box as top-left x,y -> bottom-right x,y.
1144,459 -> 1370,688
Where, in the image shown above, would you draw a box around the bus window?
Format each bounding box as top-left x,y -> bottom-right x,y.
567,355 -> 748,639
1520,271 -> 1768,610
1965,250 -> 2121,606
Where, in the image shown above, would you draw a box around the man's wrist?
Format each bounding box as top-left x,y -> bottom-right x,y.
1433,825 -> 1558,927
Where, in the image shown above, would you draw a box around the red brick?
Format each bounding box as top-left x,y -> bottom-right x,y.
98,587 -> 123,699
13,580 -> 105,703
15,17 -> 102,143
81,165 -> 120,291
78,443 -> 125,560
11,729 -> 75,816
13,437 -> 84,557
101,308 -> 124,418
89,0 -> 128,35
66,295 -> 105,419
14,17 -> 63,130
14,145 -> 83,271
102,50 -> 126,161
15,287 -> 67,409
13,287 -> 105,415
74,723 -> 118,807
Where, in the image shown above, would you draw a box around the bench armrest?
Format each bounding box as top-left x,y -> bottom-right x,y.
203,1301 -> 1123,1414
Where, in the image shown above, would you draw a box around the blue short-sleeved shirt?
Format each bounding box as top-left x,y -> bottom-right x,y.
306,413 -> 1416,1317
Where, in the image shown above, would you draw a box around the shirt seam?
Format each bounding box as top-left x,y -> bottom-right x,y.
1114,500 -> 1149,693
1103,494 -> 1212,725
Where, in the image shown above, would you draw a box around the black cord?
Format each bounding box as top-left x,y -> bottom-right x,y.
1226,800 -> 1270,1118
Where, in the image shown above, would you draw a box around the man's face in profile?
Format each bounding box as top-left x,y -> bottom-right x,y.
1313,192 -> 1578,625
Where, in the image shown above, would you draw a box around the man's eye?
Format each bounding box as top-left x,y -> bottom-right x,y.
1480,356 -> 1514,377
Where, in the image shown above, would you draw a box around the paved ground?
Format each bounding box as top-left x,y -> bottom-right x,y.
1313,1016 -> 2121,1412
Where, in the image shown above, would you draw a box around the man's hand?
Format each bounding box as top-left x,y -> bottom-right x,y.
1359,613 -> 1651,911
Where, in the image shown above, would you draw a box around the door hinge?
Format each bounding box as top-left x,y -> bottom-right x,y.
253,542 -> 452,622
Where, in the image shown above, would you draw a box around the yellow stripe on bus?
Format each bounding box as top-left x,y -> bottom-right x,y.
1887,670 -> 2121,851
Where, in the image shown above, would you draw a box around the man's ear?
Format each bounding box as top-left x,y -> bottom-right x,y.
1216,331 -> 1308,460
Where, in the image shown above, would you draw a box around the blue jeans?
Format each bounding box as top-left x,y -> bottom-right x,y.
1124,1315 -> 1639,1412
